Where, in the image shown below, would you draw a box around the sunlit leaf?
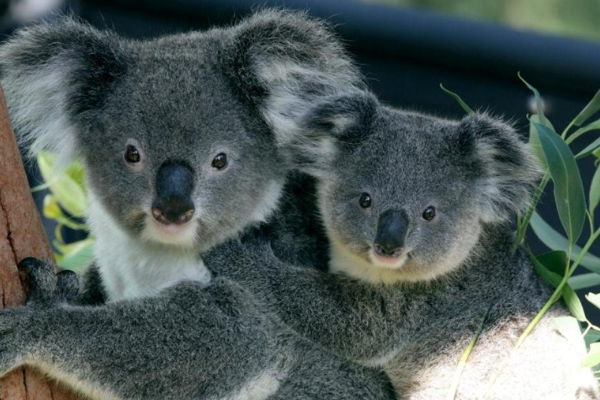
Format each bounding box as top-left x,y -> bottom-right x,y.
586,293 -> 600,310
533,122 -> 586,243
530,213 -> 600,273
519,73 -> 551,127
554,316 -> 583,346
42,194 -> 63,220
37,153 -> 87,218
570,273 -> 600,290
56,238 -> 95,273
439,84 -> 474,114
572,89 -> 600,127
563,284 -> 586,322
582,343 -> 600,368
584,329 -> 600,347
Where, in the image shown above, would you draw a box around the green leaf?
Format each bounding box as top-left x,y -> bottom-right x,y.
533,122 -> 587,243
586,293 -> 600,310
37,153 -> 87,218
572,89 -> 600,127
531,252 -> 562,287
570,273 -> 600,290
528,115 -> 548,170
576,136 -> 600,159
519,73 -> 551,127
439,84 -> 474,114
584,329 -> 600,347
530,213 -> 600,273
563,284 -> 586,321
582,343 -> 600,368
56,238 -> 95,273
569,120 -> 600,145
553,316 -> 583,346
537,250 -> 568,276
590,167 -> 600,217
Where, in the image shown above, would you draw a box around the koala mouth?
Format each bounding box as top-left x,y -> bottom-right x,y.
141,212 -> 199,248
368,247 -> 410,270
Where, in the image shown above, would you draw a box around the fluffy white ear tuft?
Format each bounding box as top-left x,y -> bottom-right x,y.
459,113 -> 543,224
230,9 -> 365,148
0,18 -> 125,171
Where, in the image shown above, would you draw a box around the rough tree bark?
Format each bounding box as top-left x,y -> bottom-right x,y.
0,85 -> 79,399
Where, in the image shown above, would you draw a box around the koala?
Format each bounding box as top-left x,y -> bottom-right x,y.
204,91 -> 600,400
0,12 -> 397,400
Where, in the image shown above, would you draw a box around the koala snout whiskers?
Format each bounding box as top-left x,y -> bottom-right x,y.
375,210 -> 409,258
152,161 -> 196,225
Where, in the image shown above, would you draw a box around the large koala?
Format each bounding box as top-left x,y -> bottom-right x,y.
205,91 -> 599,399
0,12 -> 396,400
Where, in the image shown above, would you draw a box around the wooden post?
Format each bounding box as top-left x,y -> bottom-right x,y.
0,85 -> 78,399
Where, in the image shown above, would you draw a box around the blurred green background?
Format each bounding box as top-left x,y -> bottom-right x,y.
366,0 -> 600,42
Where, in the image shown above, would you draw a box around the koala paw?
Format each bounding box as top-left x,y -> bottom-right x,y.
0,307 -> 34,376
18,257 -> 80,307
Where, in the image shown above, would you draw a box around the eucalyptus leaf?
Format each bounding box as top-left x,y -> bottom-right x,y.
590,167 -> 600,216
519,73 -> 551,127
37,153 -> 87,218
533,122 -> 586,243
537,250 -> 568,277
553,316 -> 583,346
584,330 -> 600,348
563,284 -> 586,322
569,119 -> 600,144
56,238 -> 95,273
572,89 -> 600,127
531,252 -> 562,287
582,343 -> 600,368
530,213 -> 600,273
439,84 -> 474,114
576,136 -> 600,159
528,115 -> 548,170
586,293 -> 600,310
569,273 -> 600,290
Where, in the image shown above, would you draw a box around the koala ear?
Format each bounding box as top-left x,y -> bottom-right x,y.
0,18 -> 126,169
229,9 -> 364,146
286,91 -> 378,178
458,113 -> 543,224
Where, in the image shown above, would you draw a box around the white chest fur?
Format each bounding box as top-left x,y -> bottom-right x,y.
87,191 -> 211,302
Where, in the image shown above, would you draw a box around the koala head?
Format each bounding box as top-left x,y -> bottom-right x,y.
293,92 -> 541,284
0,11 -> 361,253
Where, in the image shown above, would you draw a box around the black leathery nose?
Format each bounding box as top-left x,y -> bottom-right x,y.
152,161 -> 195,225
375,209 -> 409,256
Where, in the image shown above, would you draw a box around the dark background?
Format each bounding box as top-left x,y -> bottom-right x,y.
2,0 -> 600,318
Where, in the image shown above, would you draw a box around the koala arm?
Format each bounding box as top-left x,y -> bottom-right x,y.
2,260 -> 281,400
205,237 -> 418,363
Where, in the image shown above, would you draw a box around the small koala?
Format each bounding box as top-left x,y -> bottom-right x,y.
0,12 -> 396,400
205,91 -> 600,400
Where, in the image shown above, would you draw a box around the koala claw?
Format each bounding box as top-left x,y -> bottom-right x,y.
18,257 -> 79,306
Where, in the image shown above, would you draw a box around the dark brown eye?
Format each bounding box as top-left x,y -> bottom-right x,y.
422,206 -> 436,221
211,153 -> 228,170
124,145 -> 141,163
359,193 -> 372,209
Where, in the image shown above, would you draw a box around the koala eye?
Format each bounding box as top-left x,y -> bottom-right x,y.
211,153 -> 228,170
359,193 -> 372,209
422,206 -> 436,221
124,145 -> 141,164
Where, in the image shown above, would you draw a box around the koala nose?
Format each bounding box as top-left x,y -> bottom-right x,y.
375,209 -> 409,258
152,161 -> 195,225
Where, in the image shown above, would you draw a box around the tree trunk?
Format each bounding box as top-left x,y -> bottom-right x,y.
0,85 -> 79,399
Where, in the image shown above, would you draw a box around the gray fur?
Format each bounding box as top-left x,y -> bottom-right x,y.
205,92 -> 598,399
0,12 -> 395,400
